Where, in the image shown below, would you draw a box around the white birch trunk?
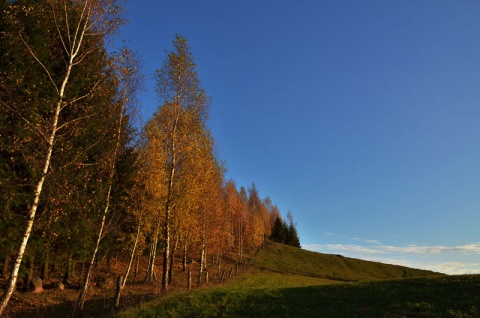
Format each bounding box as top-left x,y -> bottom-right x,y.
197,248 -> 205,286
182,239 -> 188,272
197,208 -> 207,286
76,80 -> 127,311
161,112 -> 179,294
75,196 -> 109,311
1,1 -> 120,314
0,47 -> 75,318
121,223 -> 141,289
149,237 -> 158,281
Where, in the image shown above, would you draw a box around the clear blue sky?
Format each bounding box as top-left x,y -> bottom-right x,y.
118,0 -> 480,274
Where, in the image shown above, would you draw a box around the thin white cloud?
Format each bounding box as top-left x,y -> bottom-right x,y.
325,244 -> 381,255
380,243 -> 480,254
304,242 -> 480,255
353,237 -> 382,245
426,262 -> 480,275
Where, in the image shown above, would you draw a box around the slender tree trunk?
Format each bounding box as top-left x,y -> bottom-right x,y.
197,205 -> 208,286
161,220 -> 170,293
121,223 -> 141,289
114,221 -> 141,310
75,197 -> 109,312
133,251 -> 139,283
76,78 -> 127,311
161,114 -> 178,294
203,247 -> 208,274
238,221 -> 242,262
217,253 -> 222,272
76,111 -> 124,309
168,236 -> 178,285
113,275 -> 124,308
145,243 -> 152,281
0,56 -> 73,314
1,121 -> 51,310
182,241 -> 187,272
146,236 -> 158,281
220,270 -> 225,284
239,225 -> 244,263
197,247 -> 205,286
0,0 -> 113,311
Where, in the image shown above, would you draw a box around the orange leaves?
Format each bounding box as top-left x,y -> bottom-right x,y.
134,35 -> 288,289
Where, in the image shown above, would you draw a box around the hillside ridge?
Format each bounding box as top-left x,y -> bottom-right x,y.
250,241 -> 443,282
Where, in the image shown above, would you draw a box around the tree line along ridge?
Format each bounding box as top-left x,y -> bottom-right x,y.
0,0 -> 300,315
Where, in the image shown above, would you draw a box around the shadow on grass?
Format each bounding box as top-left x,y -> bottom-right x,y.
119,275 -> 480,318
8,291 -> 158,318
251,275 -> 480,318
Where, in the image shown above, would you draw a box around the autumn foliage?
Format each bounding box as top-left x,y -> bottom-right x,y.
0,3 -> 300,314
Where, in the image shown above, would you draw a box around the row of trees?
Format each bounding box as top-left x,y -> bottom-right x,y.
0,0 -> 300,314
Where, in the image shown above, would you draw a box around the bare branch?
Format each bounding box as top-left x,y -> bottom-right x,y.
63,0 -> 72,50
59,129 -> 110,170
70,1 -> 88,57
71,1 -> 91,60
71,46 -> 96,66
102,212 -> 122,239
85,0 -> 114,33
70,163 -> 97,167
0,100 -> 50,143
55,113 -> 96,132
19,33 -> 59,96
50,1 -> 69,57
60,75 -> 105,112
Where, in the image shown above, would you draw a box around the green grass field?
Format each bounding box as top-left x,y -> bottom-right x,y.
118,243 -> 480,318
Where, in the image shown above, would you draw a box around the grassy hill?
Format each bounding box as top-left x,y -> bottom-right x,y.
118,242 -> 480,318
251,242 -> 440,281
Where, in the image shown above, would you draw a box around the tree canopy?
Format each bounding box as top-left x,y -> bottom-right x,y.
0,6 -> 301,314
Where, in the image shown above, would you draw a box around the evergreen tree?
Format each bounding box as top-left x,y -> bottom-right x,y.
0,0 -> 126,314
269,211 -> 301,248
270,217 -> 287,244
286,211 -> 301,248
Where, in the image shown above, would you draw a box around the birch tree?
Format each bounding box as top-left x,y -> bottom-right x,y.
237,187 -> 250,258
0,0 -> 124,314
140,109 -> 169,283
76,48 -> 140,311
140,35 -> 210,294
247,184 -> 266,250
189,133 -> 224,285
225,181 -> 248,262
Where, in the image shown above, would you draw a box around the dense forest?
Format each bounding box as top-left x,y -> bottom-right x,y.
0,0 -> 300,314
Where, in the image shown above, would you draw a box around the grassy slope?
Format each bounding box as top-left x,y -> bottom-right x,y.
118,243 -> 480,318
251,242 -> 441,281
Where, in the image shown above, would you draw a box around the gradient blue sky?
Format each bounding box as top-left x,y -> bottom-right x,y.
118,1 -> 480,274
